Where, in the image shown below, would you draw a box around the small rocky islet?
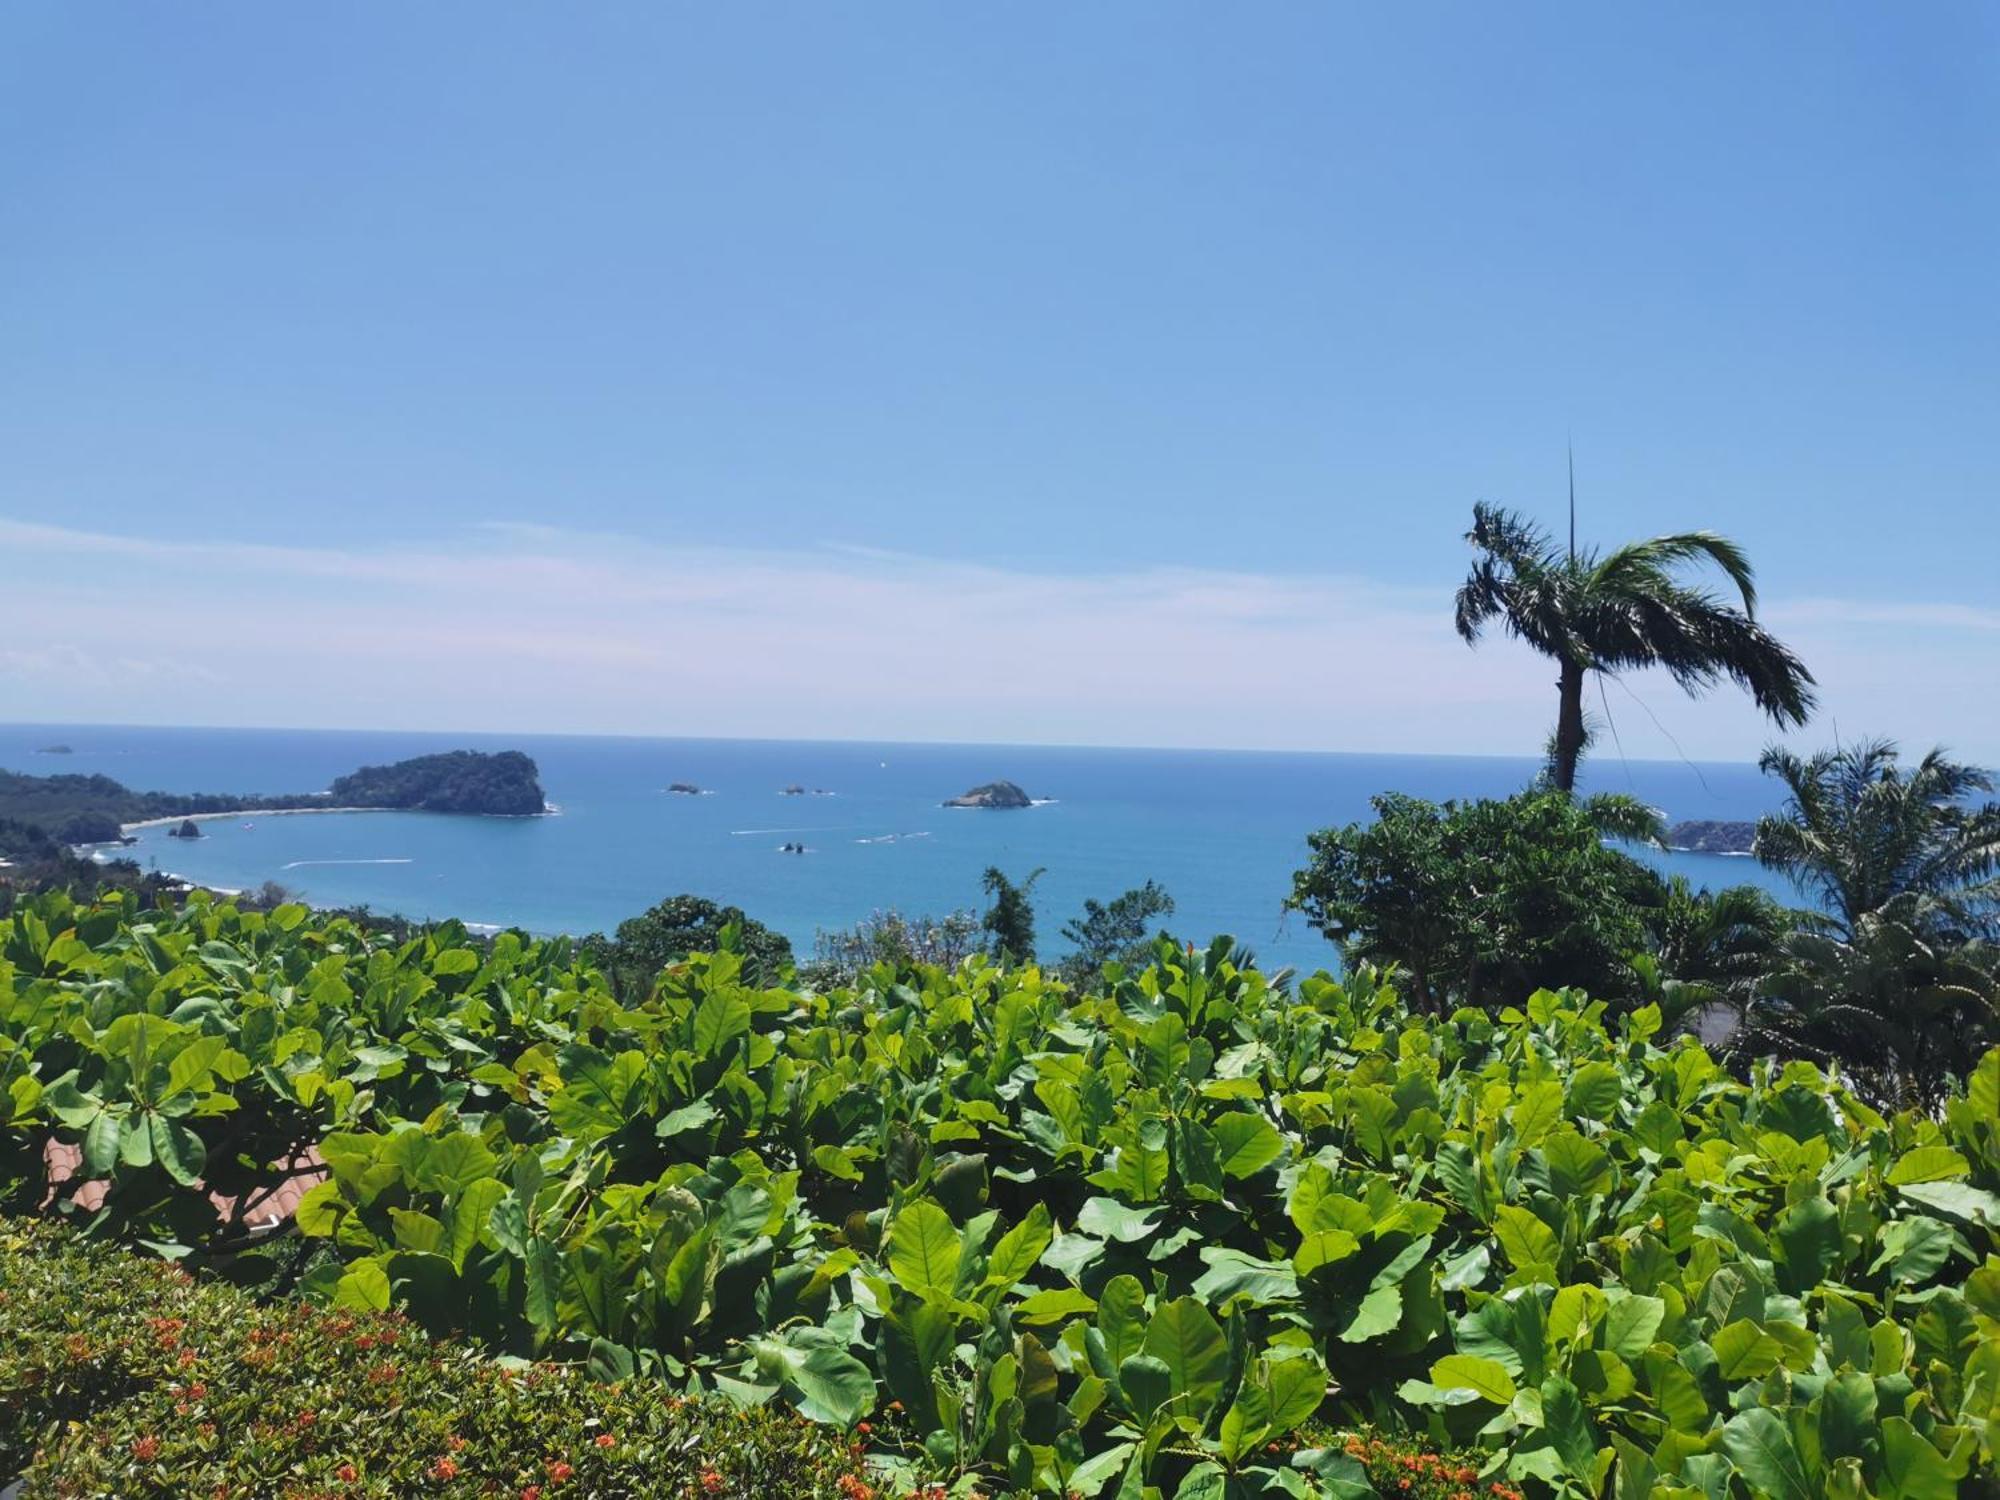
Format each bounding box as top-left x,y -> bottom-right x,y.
1665,819 -> 1757,854
942,779 -> 1034,809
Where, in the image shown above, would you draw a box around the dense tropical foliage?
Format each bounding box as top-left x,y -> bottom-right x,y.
3,890 -> 1995,1497
1454,504 -> 1815,792
1289,789 -> 1677,1015
1731,741 -> 2000,1110
582,892 -> 797,994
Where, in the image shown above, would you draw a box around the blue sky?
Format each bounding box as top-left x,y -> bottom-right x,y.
3,5 -> 1995,757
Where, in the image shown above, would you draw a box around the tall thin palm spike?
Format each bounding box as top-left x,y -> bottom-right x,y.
1567,441 -> 1576,562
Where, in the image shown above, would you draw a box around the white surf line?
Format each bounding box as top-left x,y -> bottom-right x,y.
120,806 -> 393,833
279,858 -> 416,869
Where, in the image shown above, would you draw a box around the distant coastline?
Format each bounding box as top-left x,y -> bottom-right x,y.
115,805 -> 398,835
7,726 -> 1805,975
4,748 -> 550,848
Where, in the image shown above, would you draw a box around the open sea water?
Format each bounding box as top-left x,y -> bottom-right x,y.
3,724 -> 1806,974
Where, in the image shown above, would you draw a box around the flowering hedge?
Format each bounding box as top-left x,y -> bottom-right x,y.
0,1221 -> 869,1499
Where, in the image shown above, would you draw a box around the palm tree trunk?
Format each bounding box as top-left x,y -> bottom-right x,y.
1552,660 -> 1587,793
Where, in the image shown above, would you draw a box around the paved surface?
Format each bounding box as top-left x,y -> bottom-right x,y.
40,1137 -> 326,1231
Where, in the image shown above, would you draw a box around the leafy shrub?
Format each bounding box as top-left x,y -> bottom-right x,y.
581,892 -> 796,993
3,890 -> 1998,1497
0,1219 -> 867,1497
1056,880 -> 1175,982
1289,789 -> 1673,1013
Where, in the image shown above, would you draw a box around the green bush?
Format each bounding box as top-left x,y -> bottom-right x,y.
3,890 -> 1998,1497
0,1219 -> 867,1498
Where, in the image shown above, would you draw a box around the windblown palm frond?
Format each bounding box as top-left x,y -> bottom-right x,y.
1580,793 -> 1665,846
1457,502 -> 1815,791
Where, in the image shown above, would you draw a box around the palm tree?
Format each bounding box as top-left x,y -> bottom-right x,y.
1629,877 -> 1795,1037
1733,740 -> 2000,1108
1454,502 -> 1816,792
1752,741 -> 2000,938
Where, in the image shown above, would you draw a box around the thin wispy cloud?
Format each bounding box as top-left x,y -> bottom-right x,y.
1,516 -> 1993,759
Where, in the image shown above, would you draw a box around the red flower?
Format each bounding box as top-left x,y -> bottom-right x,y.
836,1477 -> 874,1500
522,1489 -> 541,1500
548,1461 -> 573,1482
431,1456 -> 459,1481
593,1432 -> 615,1449
700,1471 -> 725,1495
338,1464 -> 359,1484
133,1435 -> 161,1463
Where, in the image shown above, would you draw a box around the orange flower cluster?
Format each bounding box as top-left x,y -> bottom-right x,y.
1338,1433 -> 1523,1500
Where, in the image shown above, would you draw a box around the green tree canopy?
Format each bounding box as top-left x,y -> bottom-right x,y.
1058,879 -> 1175,981
979,866 -> 1043,964
584,893 -> 794,994
1290,788 -> 1671,1012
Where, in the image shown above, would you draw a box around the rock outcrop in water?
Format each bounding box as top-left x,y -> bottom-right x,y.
943,780 -> 1033,810
327,751 -> 547,816
1666,819 -> 1757,854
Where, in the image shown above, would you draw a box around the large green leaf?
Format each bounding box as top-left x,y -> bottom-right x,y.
1143,1298 -> 1228,1410
1772,1195 -> 1841,1292
1718,1407 -> 1814,1500
1886,1146 -> 1969,1185
333,1259 -> 391,1312
887,1200 -> 962,1301
692,988 -> 752,1055
1493,1205 -> 1560,1274
1211,1113 -> 1284,1179
1600,1291 -> 1665,1360
1541,1375 -> 1598,1480
983,1203 -> 1053,1289
1430,1354 -> 1515,1404
1711,1320 -> 1787,1379
1097,1275 -> 1149,1367
148,1114 -> 205,1186
1817,1370 -> 1876,1465
787,1343 -> 876,1427
1877,1416 -> 1957,1500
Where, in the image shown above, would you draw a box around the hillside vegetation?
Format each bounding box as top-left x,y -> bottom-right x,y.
0,749 -> 546,844
326,749 -> 547,816
2,890 -> 1994,1497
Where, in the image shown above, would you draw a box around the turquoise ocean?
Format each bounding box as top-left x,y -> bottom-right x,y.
3,724 -> 1804,974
